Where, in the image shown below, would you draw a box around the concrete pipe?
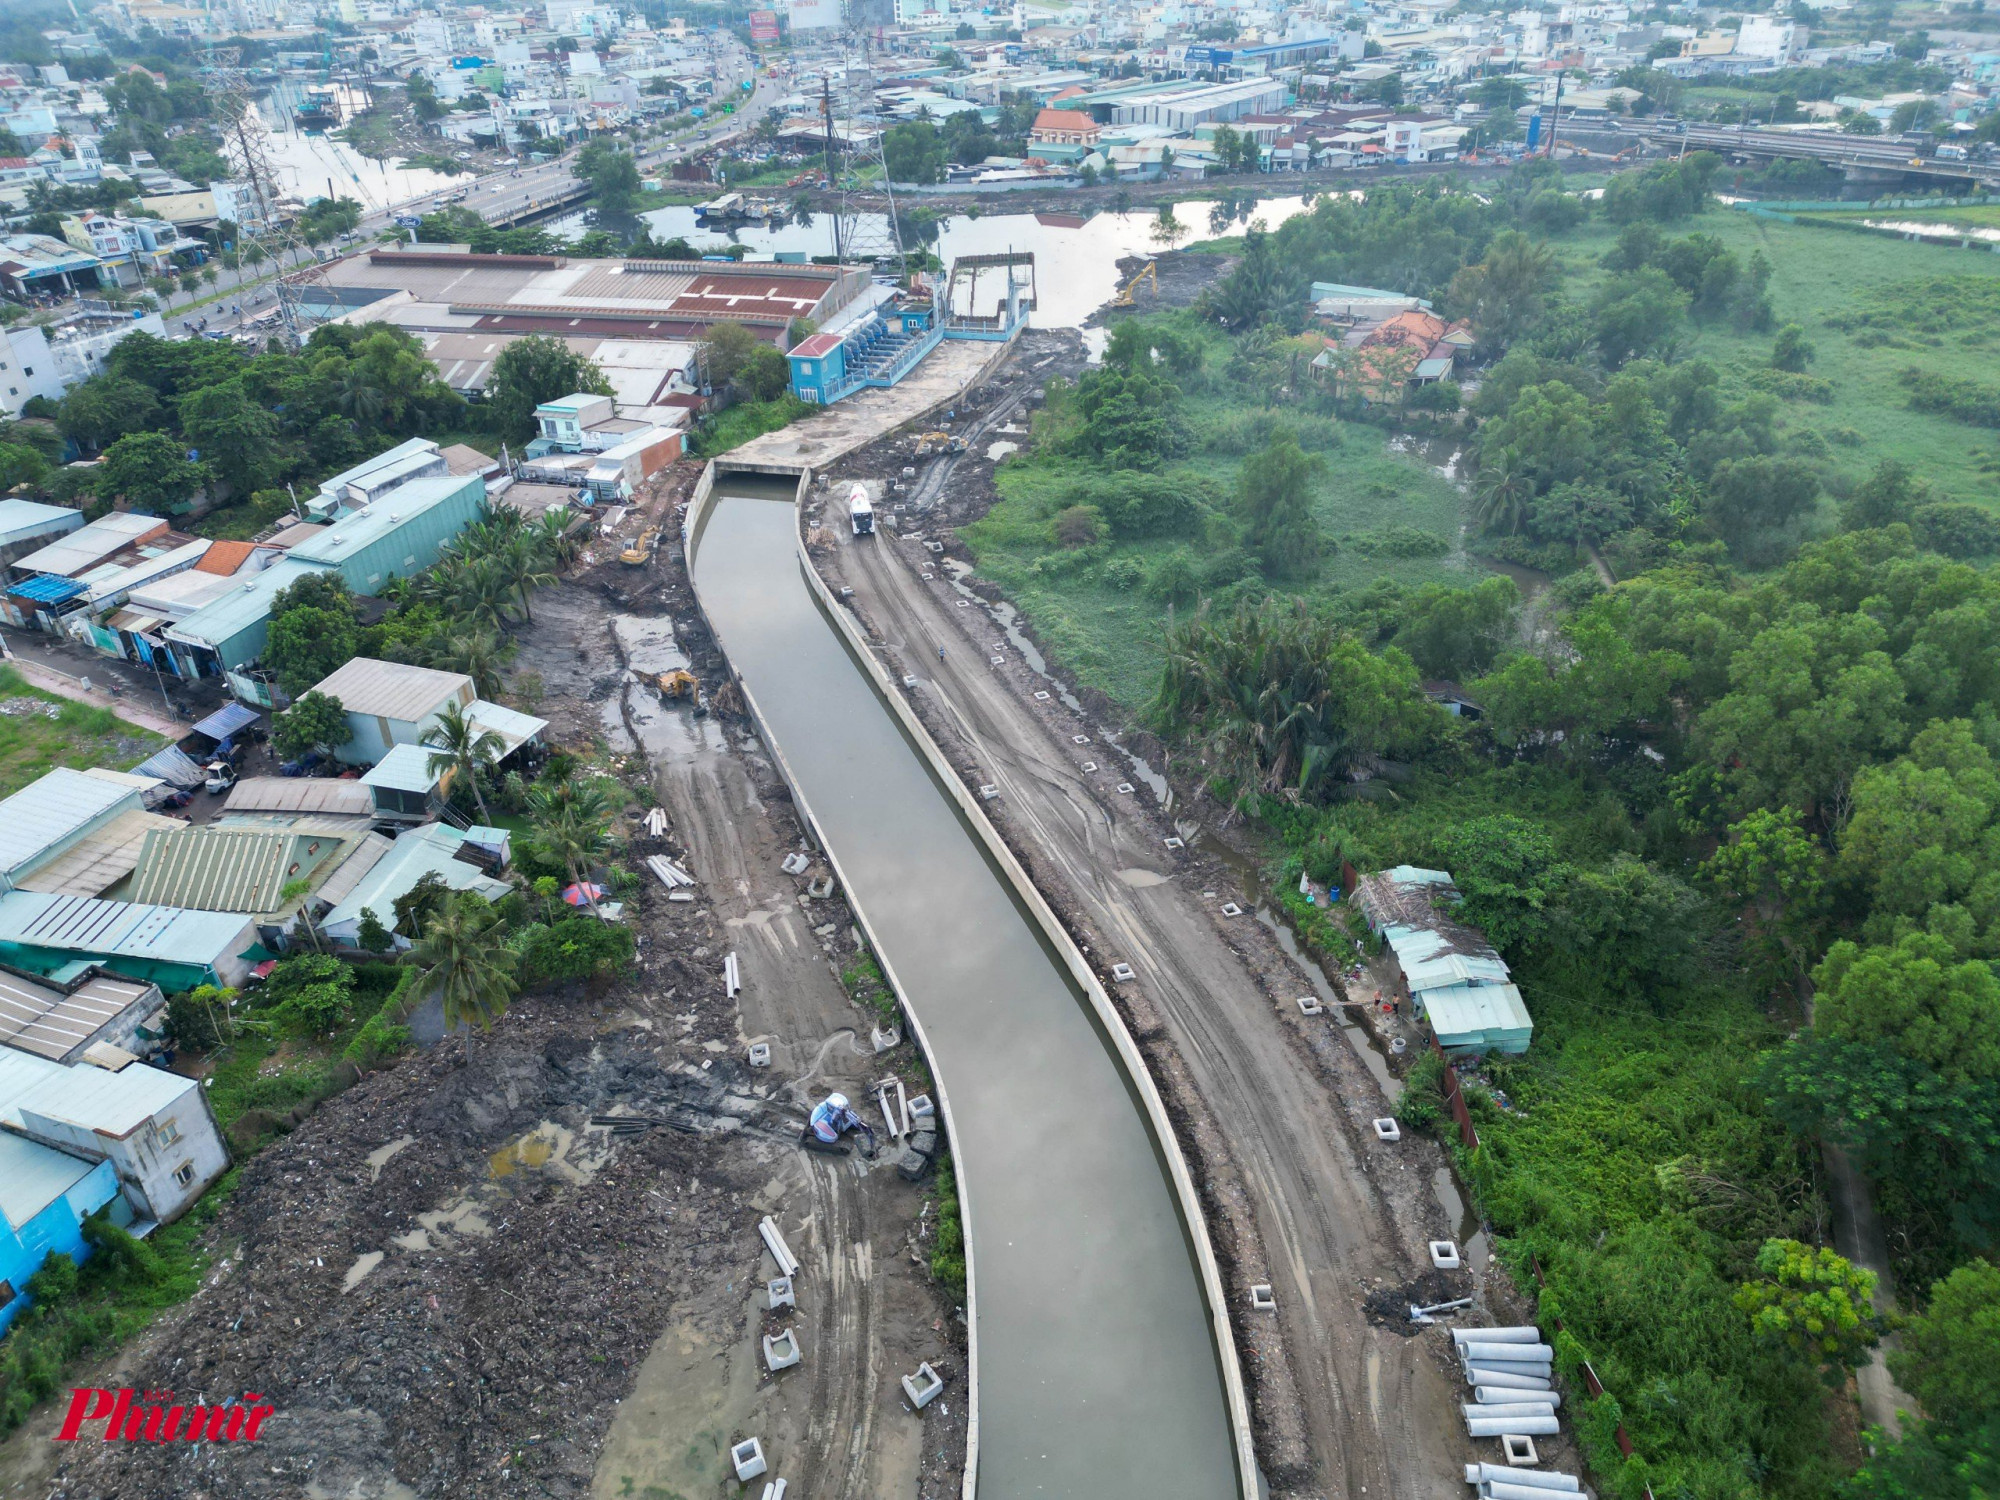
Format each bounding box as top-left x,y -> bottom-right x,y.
1452,1325 -> 1542,1344
1483,1483 -> 1582,1500
1462,1402 -> 1558,1421
1465,1415 -> 1562,1437
1456,1352 -> 1560,1376
1476,1386 -> 1562,1408
1463,1462 -> 1581,1491
1464,1360 -> 1558,1382
1464,1368 -> 1555,1392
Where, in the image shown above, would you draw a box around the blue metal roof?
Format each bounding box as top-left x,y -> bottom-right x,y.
8,574 -> 88,605
190,702 -> 260,742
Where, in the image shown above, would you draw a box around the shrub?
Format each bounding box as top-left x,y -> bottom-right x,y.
1913,501 -> 2000,558
1051,504 -> 1104,547
514,917 -> 636,987
1397,1051 -> 1447,1132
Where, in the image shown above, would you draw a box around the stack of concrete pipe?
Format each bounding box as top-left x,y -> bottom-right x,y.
1462,1461 -> 1582,1499
1453,1326 -> 1561,1437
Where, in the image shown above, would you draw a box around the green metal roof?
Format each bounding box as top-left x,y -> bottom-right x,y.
127,825 -> 343,913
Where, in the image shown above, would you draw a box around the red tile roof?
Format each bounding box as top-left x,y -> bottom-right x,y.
194,540 -> 257,575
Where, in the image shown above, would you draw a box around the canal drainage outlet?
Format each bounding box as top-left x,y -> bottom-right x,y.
731,1438 -> 767,1481
902,1362 -> 946,1410
762,1329 -> 801,1372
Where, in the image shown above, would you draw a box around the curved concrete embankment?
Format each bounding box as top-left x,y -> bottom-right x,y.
683,465 -> 1255,1498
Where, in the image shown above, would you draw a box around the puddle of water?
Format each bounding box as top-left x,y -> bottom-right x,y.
342,1249 -> 384,1292
985,440 -> 1020,462
488,1120 -> 604,1186
625,680 -> 728,760
613,614 -> 692,675
1116,868 -> 1172,888
598,694 -> 637,753
1433,1165 -> 1491,1272
417,1196 -> 493,1240
390,1228 -> 432,1252
365,1134 -> 414,1183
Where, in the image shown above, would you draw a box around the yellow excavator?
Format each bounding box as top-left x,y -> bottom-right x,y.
656,669 -> 698,701
620,528 -> 661,567
1110,261 -> 1158,309
914,431 -> 967,457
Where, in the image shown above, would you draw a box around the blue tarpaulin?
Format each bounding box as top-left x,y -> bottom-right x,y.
190,702 -> 260,742
8,574 -> 87,605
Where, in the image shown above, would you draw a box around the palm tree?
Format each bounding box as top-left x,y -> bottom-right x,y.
500,531 -> 555,623
335,365 -> 387,427
405,896 -> 517,1061
527,777 -> 614,907
1474,447 -> 1535,537
421,700 -> 506,823
531,509 -> 584,572
432,627 -> 514,699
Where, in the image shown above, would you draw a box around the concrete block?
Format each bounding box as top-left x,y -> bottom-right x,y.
990,656 -> 1004,666
1219,903 -> 1243,917
908,1126 -> 939,1158
907,1093 -> 935,1122
839,586 -> 855,599
927,540 -> 944,553
956,598 -> 970,607
1116,782 -> 1135,794
902,1362 -> 945,1409
1164,836 -> 1184,849
1071,735 -> 1091,745
1372,1117 -> 1401,1141
747,1042 -> 772,1068
731,1438 -> 767,1481
903,675 -> 918,688
1430,1240 -> 1462,1269
1504,1434 -> 1541,1466
1081,761 -> 1098,772
767,1276 -> 795,1310
1034,690 -> 1050,701
762,1329 -> 801,1372
1298,995 -> 1324,1016
1249,1283 -> 1276,1311
871,1027 -> 901,1052
896,1145 -> 933,1181
979,783 -> 999,799
781,852 -> 810,875
1111,963 -> 1136,982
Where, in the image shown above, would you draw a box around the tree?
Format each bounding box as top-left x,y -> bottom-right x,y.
422,700 -> 505,823
528,776 -> 614,902
1448,230 -> 1557,348
883,120 -> 946,185
1705,455 -> 1820,552
1591,267 -> 1688,367
404,895 -> 518,1060
1239,431 -> 1324,580
1433,815 -> 1567,956
1733,1239 -> 1881,1377
485,333 -> 612,440
272,690 -> 352,761
179,379 -> 278,496
1771,323 -> 1815,373
738,343 -> 792,403
1890,1259 -> 2000,1432
1703,806 -> 1826,983
695,319 -> 763,391
56,376 -> 160,452
1844,457 -> 1926,532
432,627 -> 513,699
265,603 -> 358,700
1814,932 -> 2000,1086
575,137 -> 642,213
356,906 -> 394,954
98,430 -> 203,510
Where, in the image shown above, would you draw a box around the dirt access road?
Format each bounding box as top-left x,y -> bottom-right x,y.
810,486 -> 1491,1496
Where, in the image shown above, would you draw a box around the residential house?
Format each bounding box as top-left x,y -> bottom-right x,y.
0,499 -> 83,570
1352,865 -> 1532,1054
124,824 -> 353,916
1029,107 -> 1102,148
0,1045 -> 228,1328
0,769 -> 146,897
317,823 -> 512,947
4,511 -> 173,631
0,891 -> 257,991
307,656 -> 549,769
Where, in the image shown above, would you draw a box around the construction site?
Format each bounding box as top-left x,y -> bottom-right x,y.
0,262 -> 1577,1500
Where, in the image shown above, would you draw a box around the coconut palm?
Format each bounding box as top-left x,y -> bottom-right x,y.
499,531 -> 555,623
527,776 -> 614,907
431,627 -> 514,699
405,896 -> 517,1061
531,509 -> 584,571
335,365 -> 387,427
421,700 -> 506,823
1474,447 -> 1535,537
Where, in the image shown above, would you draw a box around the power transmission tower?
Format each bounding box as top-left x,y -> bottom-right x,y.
207,51 -> 326,346
821,57 -> 903,266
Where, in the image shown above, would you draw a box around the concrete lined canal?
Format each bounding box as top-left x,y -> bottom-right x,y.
690,476 -> 1239,1497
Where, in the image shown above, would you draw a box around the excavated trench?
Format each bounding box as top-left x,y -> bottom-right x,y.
689,469 -> 1242,1499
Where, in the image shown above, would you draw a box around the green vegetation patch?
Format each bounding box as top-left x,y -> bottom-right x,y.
0,666 -> 164,797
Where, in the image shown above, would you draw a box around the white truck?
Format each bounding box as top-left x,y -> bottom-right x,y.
848,482 -> 875,537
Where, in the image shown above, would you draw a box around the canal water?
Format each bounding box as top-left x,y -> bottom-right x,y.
554,194 -> 1324,328
691,476 -> 1239,1498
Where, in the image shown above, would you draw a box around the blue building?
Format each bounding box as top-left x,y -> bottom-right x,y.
790,257 -> 1032,406
0,1132 -> 118,1333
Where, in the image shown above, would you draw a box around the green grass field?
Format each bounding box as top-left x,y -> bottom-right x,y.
0,667 -> 164,798
1553,206 -> 2000,508
966,391 -> 1474,706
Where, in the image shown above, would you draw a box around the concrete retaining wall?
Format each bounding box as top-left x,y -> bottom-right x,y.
684,459 -> 1259,1500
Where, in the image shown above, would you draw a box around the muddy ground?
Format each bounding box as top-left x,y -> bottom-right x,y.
0,471 -> 967,1500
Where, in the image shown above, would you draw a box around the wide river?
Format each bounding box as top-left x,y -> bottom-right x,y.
691,477 -> 1239,1497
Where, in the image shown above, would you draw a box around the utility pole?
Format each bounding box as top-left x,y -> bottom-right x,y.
1544,70 -> 1564,158
822,75 -> 843,263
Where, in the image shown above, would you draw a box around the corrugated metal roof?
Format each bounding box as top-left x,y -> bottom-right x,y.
11,511 -> 167,578
464,698 -> 547,754
167,557 -> 324,652
0,970 -> 154,1063
127,825 -> 340,912
0,1045 -> 198,1140
14,809 -> 185,897
129,745 -> 206,791
288,475 -> 482,567
221,777 -> 376,818
312,657 -> 471,725
190,702 -> 261,743
360,743 -> 444,795
0,1129 -> 99,1229
0,769 -> 142,882
0,498 -> 83,549
9,573 -> 88,605
313,831 -> 393,908
194,540 -> 258,576
0,891 -> 254,971
323,823 -> 508,933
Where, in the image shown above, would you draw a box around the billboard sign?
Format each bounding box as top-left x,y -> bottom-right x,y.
788,0 -> 840,28
748,8 -> 781,41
